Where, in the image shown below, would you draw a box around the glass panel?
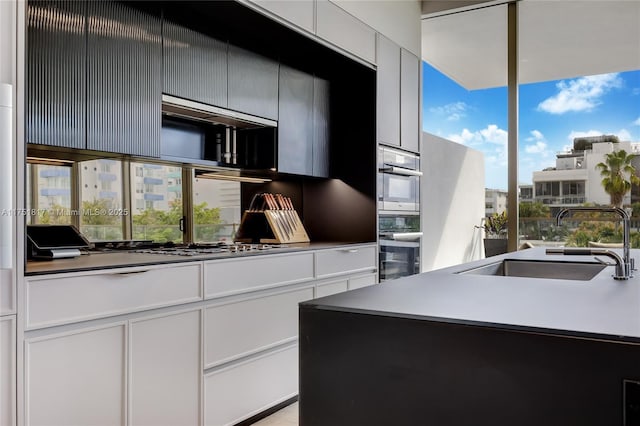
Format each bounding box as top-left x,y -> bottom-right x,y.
518,0 -> 640,247
192,176 -> 241,243
78,159 -> 124,241
27,164 -> 72,224
422,4 -> 509,265
130,162 -> 183,243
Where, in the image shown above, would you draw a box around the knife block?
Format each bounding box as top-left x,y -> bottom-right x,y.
235,210 -> 310,244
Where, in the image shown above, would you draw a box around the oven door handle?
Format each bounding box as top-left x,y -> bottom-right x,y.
379,166 -> 423,177
385,232 -> 423,241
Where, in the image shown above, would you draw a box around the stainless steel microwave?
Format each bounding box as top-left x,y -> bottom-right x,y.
378,147 -> 422,213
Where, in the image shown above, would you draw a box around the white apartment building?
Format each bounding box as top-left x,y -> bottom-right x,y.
531,136 -> 640,207
485,188 -> 507,216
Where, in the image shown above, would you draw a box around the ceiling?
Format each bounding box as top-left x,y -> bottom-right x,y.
421,0 -> 640,90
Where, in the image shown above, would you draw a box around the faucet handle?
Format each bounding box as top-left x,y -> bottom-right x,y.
594,256 -> 617,267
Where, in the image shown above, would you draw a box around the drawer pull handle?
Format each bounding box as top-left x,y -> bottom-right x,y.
343,249 -> 359,253
111,270 -> 150,276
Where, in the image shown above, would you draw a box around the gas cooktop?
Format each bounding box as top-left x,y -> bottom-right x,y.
132,242 -> 278,256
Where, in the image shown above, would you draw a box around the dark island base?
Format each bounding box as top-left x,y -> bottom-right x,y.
299,307 -> 640,426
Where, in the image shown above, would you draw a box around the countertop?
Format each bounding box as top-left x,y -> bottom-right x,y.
25,241 -> 373,276
302,248 -> 640,343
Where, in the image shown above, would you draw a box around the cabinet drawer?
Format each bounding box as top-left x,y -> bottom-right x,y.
204,287 -> 312,368
204,345 -> 298,426
315,279 -> 348,298
204,252 -> 314,298
26,264 -> 202,329
315,245 -> 376,279
349,273 -> 378,290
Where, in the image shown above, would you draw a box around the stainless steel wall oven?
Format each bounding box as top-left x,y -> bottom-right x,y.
378,147 -> 422,282
378,147 -> 421,212
379,215 -> 421,281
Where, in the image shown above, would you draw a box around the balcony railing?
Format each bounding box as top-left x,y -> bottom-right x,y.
535,196 -> 585,205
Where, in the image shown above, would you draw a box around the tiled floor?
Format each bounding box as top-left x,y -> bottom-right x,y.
252,402 -> 298,426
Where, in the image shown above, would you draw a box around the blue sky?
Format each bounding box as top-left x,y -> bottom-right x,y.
422,62 -> 640,190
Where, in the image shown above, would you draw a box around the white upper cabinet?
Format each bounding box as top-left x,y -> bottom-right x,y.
377,36 -> 422,154
400,48 -> 421,153
248,0 -> 314,33
316,0 -> 376,64
376,34 -> 401,147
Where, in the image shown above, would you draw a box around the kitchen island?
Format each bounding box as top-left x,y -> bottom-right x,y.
299,248 -> 640,425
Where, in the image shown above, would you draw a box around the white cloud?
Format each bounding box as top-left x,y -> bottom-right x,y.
523,129 -> 552,156
528,130 -> 544,141
525,141 -> 547,154
567,128 -> 633,142
480,125 -> 508,145
518,130 -> 555,184
617,129 -> 632,142
447,124 -> 507,149
429,102 -> 469,121
537,73 -> 622,114
567,129 -> 603,141
633,117 -> 640,126
447,125 -> 509,179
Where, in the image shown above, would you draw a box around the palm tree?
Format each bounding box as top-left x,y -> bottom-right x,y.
596,149 -> 640,208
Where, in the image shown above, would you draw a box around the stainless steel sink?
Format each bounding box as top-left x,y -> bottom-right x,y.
458,259 -> 606,281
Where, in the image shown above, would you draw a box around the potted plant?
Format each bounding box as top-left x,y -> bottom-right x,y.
482,211 -> 508,257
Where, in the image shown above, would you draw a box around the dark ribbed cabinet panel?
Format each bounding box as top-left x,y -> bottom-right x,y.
27,1 -> 86,149
376,35 -> 400,147
86,2 -> 161,157
400,49 -> 420,153
277,65 -> 313,175
313,77 -> 330,178
163,21 -> 227,107
228,45 -> 279,120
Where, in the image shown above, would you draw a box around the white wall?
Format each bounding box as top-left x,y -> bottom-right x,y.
421,132 -> 485,271
330,0 -> 422,55
0,0 -> 15,85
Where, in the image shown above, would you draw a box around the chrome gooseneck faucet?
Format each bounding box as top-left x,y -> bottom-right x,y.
545,206 -> 634,280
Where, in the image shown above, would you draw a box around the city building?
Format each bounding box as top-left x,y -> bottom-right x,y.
530,136 -> 640,209
485,188 -> 507,216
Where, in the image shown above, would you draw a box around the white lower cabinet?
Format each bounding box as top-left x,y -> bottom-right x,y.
1,315 -> 16,426
130,309 -> 201,426
204,287 -> 313,368
204,344 -> 298,426
25,263 -> 202,329
315,245 -> 377,279
349,273 -> 378,290
25,323 -> 126,426
20,245 -> 378,426
315,278 -> 348,298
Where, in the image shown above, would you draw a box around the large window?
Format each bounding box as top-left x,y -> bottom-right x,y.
130,162 -> 183,243
26,159 -> 189,243
26,163 -> 72,225
192,175 -> 240,243
79,159 -> 124,241
422,1 -> 640,255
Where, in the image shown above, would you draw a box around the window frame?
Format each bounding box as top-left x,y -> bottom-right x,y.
26,157 -> 193,244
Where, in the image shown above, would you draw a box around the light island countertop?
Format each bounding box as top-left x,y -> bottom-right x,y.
302,247 -> 640,343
